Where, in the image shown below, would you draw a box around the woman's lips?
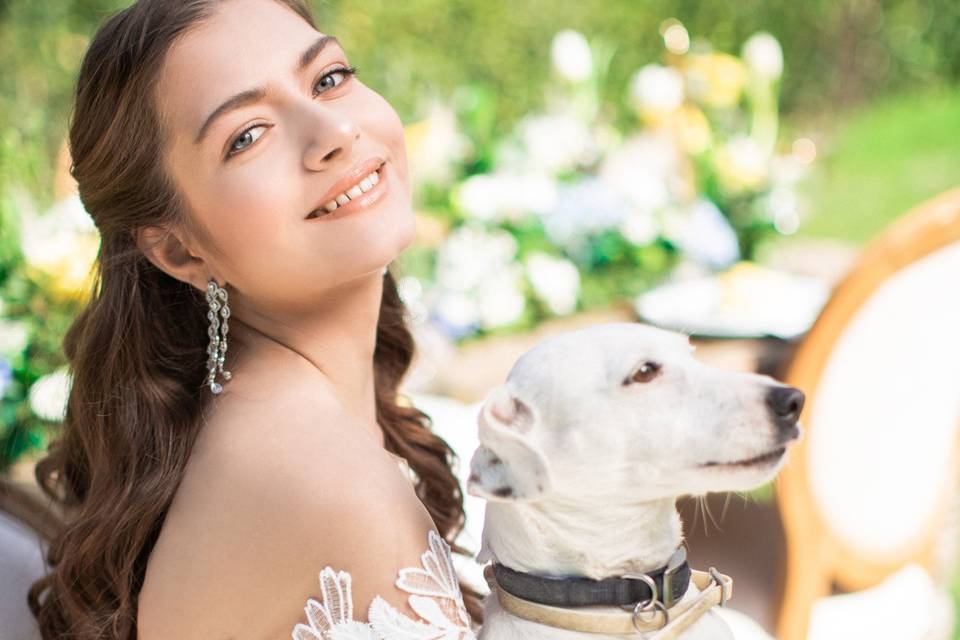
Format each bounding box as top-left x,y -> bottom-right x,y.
307,162 -> 389,222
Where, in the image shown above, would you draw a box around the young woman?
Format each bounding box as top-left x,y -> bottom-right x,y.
27,0 -> 483,637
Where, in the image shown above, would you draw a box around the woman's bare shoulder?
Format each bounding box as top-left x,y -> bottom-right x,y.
139,367 -> 428,638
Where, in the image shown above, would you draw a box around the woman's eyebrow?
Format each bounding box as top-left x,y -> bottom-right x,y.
193,34 -> 342,146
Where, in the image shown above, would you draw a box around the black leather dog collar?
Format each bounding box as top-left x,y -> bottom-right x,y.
491,546 -> 690,609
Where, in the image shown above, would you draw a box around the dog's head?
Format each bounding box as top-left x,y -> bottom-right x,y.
467,322 -> 804,504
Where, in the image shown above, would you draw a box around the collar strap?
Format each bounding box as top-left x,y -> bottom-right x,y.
485,564 -> 734,637
491,546 -> 690,609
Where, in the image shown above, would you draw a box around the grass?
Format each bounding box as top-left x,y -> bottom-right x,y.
796,89 -> 960,244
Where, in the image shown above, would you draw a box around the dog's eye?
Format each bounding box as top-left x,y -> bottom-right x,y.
629,361 -> 661,384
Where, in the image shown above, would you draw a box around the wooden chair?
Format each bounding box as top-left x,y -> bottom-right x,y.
776,188 -> 960,639
0,475 -> 60,639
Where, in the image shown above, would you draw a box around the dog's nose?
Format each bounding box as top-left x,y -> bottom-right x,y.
766,385 -> 805,431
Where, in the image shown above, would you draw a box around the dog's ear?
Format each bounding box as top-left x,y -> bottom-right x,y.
467,384 -> 553,502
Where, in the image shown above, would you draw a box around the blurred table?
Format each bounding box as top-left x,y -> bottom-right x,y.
410,304 -> 800,403
410,237 -> 863,402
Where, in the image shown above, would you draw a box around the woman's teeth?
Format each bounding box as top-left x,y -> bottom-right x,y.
319,169 -> 381,215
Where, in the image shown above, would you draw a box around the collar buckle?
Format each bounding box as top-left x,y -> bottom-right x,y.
661,545 -> 688,608
619,545 -> 687,611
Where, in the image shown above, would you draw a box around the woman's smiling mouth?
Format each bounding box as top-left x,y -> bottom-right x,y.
306,159 -> 387,221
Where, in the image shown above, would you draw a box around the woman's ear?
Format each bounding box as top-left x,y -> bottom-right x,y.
134,226 -> 210,290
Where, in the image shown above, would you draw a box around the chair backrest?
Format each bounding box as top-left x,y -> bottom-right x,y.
776,188 -> 960,640
0,476 -> 61,640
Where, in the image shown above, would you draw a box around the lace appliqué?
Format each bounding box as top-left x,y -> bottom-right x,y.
291,529 -> 476,640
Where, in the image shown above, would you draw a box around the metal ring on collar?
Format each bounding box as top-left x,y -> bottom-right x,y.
618,573 -> 669,632
631,599 -> 669,633
618,572 -> 659,611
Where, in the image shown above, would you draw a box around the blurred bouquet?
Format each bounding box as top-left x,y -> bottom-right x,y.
398,21 -> 815,345
0,186 -> 95,470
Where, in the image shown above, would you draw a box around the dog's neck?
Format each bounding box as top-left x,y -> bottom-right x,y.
479,496 -> 683,580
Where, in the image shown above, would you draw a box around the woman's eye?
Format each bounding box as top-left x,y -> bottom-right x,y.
227,124 -> 268,156
313,65 -> 357,97
629,361 -> 662,384
224,66 -> 357,159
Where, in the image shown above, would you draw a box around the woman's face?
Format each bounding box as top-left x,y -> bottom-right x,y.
156,0 -> 414,311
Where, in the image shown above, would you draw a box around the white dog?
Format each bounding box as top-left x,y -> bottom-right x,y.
467,323 -> 803,639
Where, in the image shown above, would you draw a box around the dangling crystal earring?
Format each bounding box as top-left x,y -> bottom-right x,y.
205,279 -> 233,394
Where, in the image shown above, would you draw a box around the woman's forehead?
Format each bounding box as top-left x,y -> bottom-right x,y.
157,0 -> 328,139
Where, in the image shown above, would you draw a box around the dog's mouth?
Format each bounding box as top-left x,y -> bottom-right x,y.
701,447 -> 786,469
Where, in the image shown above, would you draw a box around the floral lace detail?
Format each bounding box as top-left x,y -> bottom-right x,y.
291,529 -> 476,640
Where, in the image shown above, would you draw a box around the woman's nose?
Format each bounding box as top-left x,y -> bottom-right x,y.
302,107 -> 360,170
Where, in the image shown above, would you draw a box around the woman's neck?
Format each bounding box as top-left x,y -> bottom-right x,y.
225,272 -> 385,434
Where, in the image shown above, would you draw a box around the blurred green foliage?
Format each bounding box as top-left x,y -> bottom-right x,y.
1,0 -> 959,213
314,0 -> 960,130
798,89 -> 960,242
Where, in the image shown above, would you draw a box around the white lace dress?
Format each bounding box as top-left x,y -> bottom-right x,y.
290,454 -> 478,640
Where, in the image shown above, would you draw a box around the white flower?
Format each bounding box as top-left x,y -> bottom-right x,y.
524,253 -> 580,315
662,199 -> 740,269
742,32 -> 783,81
619,209 -> 660,246
430,224 -> 527,334
550,29 -> 593,83
629,64 -> 685,114
19,193 -> 100,295
21,193 -> 98,267
28,367 -> 72,422
435,224 -> 518,293
477,265 -> 526,329
432,291 -> 481,339
0,320 -> 29,360
455,174 -> 501,222
537,177 -> 630,254
397,276 -> 429,324
599,133 -> 678,213
455,172 -> 557,224
397,276 -> 424,307
405,101 -> 472,186
715,136 -> 770,192
516,113 -> 598,176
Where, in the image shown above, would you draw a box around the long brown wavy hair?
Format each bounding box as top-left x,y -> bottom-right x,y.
26,1 -> 483,636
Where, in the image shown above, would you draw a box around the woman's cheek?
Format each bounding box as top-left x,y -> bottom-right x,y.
361,86 -> 410,181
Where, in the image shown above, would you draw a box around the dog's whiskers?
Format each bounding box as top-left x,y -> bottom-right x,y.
703,496 -> 723,535
692,495 -> 716,537
721,491 -> 734,521
690,495 -> 701,535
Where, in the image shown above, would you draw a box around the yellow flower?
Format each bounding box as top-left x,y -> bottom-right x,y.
714,137 -> 770,193
685,53 -> 747,109
47,234 -> 100,299
668,105 -> 712,155
20,195 -> 100,300
404,119 -> 430,159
